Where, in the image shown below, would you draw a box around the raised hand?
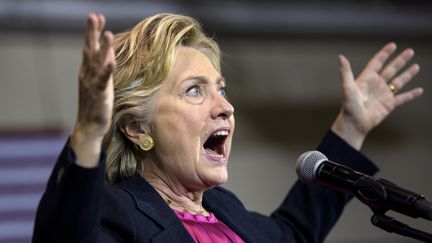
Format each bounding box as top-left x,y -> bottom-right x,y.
71,13 -> 116,167
331,42 -> 423,150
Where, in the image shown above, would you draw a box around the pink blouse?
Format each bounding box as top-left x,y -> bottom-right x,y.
174,209 -> 245,243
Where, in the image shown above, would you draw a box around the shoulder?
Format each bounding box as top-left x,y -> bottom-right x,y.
103,183 -> 136,212
100,181 -> 160,242
100,183 -> 138,239
99,181 -> 163,242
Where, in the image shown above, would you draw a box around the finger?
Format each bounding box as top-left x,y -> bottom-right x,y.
106,36 -> 116,68
391,63 -> 420,90
338,54 -> 355,86
82,47 -> 91,67
106,35 -> 116,68
365,42 -> 397,72
84,13 -> 97,49
98,31 -> 114,65
97,63 -> 115,90
90,14 -> 104,51
97,14 -> 106,33
380,48 -> 414,81
394,87 -> 424,107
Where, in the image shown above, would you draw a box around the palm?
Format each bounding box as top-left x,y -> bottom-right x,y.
344,68 -> 397,134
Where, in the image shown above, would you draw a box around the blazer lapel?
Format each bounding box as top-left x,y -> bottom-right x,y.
118,176 -> 194,243
203,188 -> 265,243
117,176 -> 264,242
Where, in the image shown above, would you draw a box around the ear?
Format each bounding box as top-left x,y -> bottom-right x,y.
121,121 -> 150,146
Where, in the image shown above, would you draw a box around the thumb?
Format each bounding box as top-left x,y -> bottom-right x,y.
338,54 -> 355,88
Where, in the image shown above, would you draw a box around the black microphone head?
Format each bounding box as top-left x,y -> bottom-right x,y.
296,150 -> 328,184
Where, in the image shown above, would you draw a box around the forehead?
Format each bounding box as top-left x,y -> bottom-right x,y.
166,47 -> 221,85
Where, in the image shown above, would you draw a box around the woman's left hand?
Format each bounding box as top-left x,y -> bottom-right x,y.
331,42 -> 424,150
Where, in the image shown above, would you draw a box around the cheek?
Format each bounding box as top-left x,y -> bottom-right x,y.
153,112 -> 204,161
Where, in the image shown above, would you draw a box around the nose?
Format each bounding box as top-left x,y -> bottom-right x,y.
211,93 -> 234,120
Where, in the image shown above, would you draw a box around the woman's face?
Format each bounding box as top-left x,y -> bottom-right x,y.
148,47 -> 235,191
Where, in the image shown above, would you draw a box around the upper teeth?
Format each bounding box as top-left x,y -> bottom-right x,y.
212,130 -> 229,136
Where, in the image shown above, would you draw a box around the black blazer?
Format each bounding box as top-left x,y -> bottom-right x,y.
32,131 -> 378,243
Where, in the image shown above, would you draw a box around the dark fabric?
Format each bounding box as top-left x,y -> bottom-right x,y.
32,139 -> 106,243
32,131 -> 378,243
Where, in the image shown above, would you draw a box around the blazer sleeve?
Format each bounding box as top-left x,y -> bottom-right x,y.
32,139 -> 120,243
255,130 -> 379,243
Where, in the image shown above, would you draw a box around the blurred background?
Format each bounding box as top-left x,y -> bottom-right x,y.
0,0 -> 431,242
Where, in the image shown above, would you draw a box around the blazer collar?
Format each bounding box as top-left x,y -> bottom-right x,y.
117,175 -> 194,242
117,175 -> 262,243
203,189 -> 262,243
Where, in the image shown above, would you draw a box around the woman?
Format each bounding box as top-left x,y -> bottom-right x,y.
32,13 -> 423,243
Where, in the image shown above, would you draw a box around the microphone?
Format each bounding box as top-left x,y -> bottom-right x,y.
296,150 -> 432,220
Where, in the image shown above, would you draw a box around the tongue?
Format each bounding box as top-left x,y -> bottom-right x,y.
205,148 -> 222,156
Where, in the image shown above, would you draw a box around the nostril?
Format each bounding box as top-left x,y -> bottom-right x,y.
222,107 -> 234,118
211,91 -> 235,119
217,104 -> 234,119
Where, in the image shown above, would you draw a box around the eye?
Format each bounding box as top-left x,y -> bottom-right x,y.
186,85 -> 202,97
218,87 -> 227,97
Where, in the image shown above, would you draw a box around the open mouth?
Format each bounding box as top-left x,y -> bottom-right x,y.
203,128 -> 230,162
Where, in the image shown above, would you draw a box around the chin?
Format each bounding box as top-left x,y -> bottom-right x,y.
202,169 -> 228,188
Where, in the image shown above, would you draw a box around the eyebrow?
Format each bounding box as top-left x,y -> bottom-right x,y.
181,75 -> 226,85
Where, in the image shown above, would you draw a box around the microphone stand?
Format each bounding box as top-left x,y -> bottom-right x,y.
352,177 -> 432,241
371,212 -> 432,242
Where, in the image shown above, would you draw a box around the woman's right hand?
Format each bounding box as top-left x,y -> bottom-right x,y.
71,13 -> 116,168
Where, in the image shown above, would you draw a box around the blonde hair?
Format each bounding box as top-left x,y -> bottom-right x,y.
103,13 -> 221,184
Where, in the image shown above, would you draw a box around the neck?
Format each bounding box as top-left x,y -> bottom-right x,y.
142,170 -> 208,216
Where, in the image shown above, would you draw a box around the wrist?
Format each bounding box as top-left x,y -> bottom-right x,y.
70,126 -> 105,168
331,112 -> 367,151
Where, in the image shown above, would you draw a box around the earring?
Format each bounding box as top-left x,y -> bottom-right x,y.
139,134 -> 154,151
